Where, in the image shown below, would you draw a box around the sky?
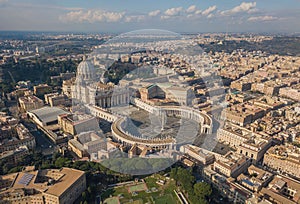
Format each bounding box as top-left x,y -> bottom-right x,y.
0,0 -> 299,33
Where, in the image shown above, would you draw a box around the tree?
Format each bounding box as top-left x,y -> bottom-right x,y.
193,182 -> 212,200
81,192 -> 87,200
189,196 -> 208,204
2,163 -> 13,174
176,167 -> 195,190
87,186 -> 92,194
170,168 -> 178,181
41,161 -> 52,170
54,157 -> 70,168
52,152 -> 62,161
170,167 -> 195,194
8,166 -> 23,174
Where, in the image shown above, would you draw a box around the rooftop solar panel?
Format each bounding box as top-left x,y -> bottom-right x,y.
18,173 -> 34,186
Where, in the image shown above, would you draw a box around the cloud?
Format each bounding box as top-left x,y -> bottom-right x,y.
125,15 -> 145,22
221,2 -> 257,16
247,8 -> 259,14
248,15 -> 278,22
60,10 -> 125,23
148,10 -> 161,17
195,10 -> 202,15
164,7 -> 183,16
207,14 -> 214,19
202,5 -> 217,16
186,9 -> 203,19
186,5 -> 197,13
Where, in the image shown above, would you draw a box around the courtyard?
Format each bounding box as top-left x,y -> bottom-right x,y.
102,175 -> 180,204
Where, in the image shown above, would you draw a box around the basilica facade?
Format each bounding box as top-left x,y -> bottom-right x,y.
65,56 -> 130,108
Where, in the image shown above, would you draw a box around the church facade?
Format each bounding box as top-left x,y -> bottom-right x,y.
64,56 -> 130,108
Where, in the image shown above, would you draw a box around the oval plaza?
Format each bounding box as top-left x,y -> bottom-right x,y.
70,57 -> 213,151
110,98 -> 213,150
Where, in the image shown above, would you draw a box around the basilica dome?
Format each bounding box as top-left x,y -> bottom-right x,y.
77,56 -> 96,81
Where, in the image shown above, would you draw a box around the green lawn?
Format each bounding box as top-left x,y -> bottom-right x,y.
101,176 -> 180,204
103,197 -> 120,204
124,199 -> 143,204
155,194 -> 177,204
128,183 -> 148,193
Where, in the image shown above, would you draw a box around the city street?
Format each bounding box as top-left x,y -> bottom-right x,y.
22,121 -> 56,155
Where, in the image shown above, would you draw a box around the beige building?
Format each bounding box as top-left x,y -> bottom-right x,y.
217,122 -> 253,148
58,113 -> 100,136
259,175 -> 300,204
33,84 -> 52,96
0,124 -> 36,153
203,166 -> 252,203
263,145 -> 300,179
68,131 -> 107,158
27,107 -> 69,144
217,122 -> 273,164
131,55 -> 142,64
237,165 -> 273,192
50,72 -> 75,84
279,87 -> 300,101
128,143 -> 150,158
0,167 -> 86,204
14,88 -> 30,97
0,146 -> 29,165
139,83 -> 194,106
62,78 -> 75,98
213,151 -> 251,178
18,95 -> 44,112
68,139 -> 88,158
179,144 -> 215,165
230,80 -> 252,91
44,93 -> 71,107
221,107 -> 252,126
237,136 -> 272,164
226,93 -> 254,104
221,102 -> 265,126
252,96 -> 286,112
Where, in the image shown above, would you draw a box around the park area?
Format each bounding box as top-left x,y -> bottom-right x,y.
102,175 -> 180,204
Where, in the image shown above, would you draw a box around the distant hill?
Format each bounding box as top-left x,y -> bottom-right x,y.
200,37 -> 300,56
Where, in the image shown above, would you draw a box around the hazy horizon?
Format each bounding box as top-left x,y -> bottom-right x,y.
0,0 -> 299,33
